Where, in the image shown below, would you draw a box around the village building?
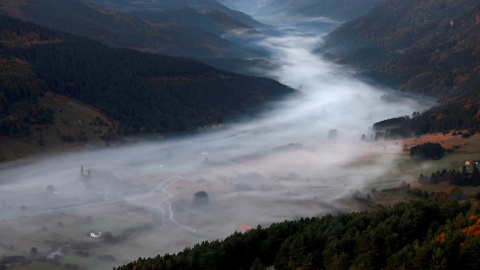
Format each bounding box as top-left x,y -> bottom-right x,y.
465,160 -> 479,166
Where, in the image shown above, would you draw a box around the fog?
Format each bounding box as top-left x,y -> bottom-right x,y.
218,0 -> 274,15
0,18 -> 432,269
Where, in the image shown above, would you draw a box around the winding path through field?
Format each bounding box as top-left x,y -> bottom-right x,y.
124,176 -> 196,233
161,177 -> 196,232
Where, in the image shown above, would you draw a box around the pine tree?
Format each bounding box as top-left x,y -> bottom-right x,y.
471,165 -> 480,186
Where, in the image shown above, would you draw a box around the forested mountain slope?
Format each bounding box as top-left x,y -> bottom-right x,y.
83,0 -> 266,29
116,199 -> 480,270
322,0 -> 480,136
126,8 -> 254,36
218,0 -> 275,15
0,0 -> 261,60
0,53 -> 52,138
255,0 -> 385,22
323,0 -> 479,71
0,15 -> 293,136
290,0 -> 385,21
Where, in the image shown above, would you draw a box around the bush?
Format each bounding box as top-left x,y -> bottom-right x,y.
193,191 -> 209,206
410,142 -> 445,161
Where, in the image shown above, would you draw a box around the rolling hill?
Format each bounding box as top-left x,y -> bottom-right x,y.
0,0 -> 262,61
82,0 -> 266,29
217,0 -> 274,15
255,0 -> 384,22
126,7 -> 255,36
289,0 -> 386,21
321,0 -> 480,136
0,15 -> 293,140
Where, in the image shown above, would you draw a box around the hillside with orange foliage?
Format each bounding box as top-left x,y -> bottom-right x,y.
0,14 -> 293,162
323,0 -> 480,135
0,55 -> 52,138
116,199 -> 480,270
463,216 -> 480,237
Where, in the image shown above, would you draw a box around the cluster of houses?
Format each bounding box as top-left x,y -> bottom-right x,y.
465,160 -> 479,166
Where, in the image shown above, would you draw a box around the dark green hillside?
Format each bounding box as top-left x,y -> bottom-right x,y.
116,199 -> 480,270
0,15 -> 293,134
128,8 -> 253,36
0,0 -> 261,60
126,8 -> 269,75
370,3 -> 480,95
323,0 -> 479,70
322,0 -> 480,136
256,0 -> 385,22
83,0 -> 266,29
291,0 -> 385,21
218,0 -> 270,15
0,55 -> 52,137
0,26 -> 55,137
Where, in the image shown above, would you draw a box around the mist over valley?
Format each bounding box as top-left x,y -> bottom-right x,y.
0,12 -> 431,270
1,0 -> 480,269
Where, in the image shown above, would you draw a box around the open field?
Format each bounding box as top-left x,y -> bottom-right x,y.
2,131 -> 480,269
0,164 -> 371,270
363,132 -> 480,207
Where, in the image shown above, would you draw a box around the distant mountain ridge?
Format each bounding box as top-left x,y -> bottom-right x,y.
322,0 -> 479,69
289,0 -> 385,21
0,0 -> 262,61
83,0 -> 267,29
322,0 -> 480,136
217,0 -> 275,15
255,0 -> 385,22
126,7 -> 254,36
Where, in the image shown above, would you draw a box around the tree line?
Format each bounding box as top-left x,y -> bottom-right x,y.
419,165 -> 480,187
0,54 -> 53,137
115,198 -> 480,270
